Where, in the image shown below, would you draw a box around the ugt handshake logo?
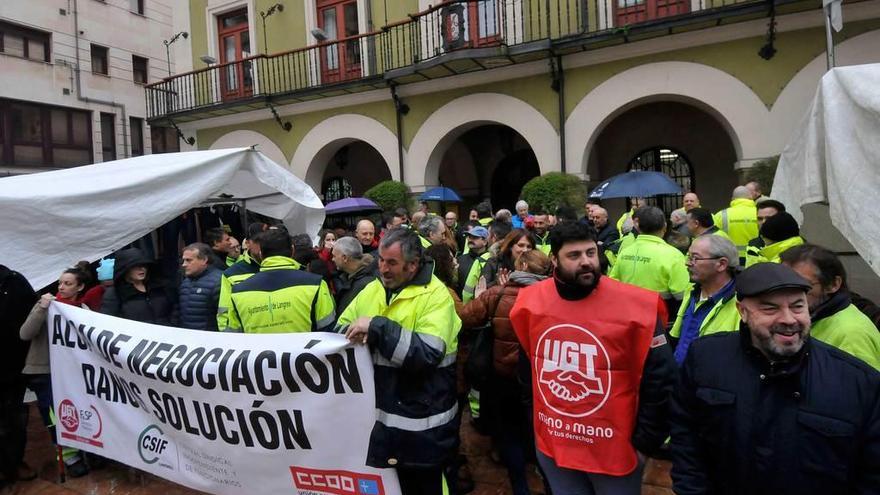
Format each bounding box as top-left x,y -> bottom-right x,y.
536,324 -> 612,417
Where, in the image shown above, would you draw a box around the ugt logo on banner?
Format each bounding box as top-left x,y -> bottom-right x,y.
58,398 -> 104,447
535,324 -> 612,418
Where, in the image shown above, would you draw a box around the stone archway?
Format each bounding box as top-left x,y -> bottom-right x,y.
407,93 -> 559,192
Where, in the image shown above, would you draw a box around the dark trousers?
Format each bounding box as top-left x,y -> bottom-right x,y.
397,466 -> 444,495
485,378 -> 534,495
0,377 -> 28,480
24,375 -> 53,439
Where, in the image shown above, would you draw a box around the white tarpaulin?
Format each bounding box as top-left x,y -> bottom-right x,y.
49,303 -> 400,495
0,148 -> 324,289
773,63 -> 880,276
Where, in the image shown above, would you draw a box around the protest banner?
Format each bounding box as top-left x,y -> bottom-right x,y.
48,303 -> 401,495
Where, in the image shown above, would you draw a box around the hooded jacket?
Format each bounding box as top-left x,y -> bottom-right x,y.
100,248 -> 177,325
810,291 -> 880,370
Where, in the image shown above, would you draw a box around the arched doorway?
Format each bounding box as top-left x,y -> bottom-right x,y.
316,140 -> 392,200
627,147 -> 695,214
587,100 -> 737,217
436,125 -> 540,212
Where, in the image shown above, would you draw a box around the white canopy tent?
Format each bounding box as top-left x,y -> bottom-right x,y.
0,148 -> 325,289
773,63 -> 880,277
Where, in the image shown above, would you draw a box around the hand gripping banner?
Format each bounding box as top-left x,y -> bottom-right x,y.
48,303 -> 400,495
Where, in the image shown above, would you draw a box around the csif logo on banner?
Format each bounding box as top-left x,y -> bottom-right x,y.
290,466 -> 385,495
138,424 -> 179,471
535,324 -> 612,418
58,398 -> 104,447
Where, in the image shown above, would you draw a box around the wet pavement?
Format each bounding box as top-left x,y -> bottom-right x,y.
4,403 -> 673,495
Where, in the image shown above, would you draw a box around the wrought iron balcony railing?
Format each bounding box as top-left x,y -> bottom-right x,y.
146,0 -> 774,121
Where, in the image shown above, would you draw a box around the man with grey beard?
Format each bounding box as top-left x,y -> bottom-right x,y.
670,262 -> 880,495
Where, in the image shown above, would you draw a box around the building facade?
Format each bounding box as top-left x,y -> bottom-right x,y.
0,0 -> 191,175
151,0 -> 879,220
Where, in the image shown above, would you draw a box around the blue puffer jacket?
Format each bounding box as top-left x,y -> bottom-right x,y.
178,266 -> 222,331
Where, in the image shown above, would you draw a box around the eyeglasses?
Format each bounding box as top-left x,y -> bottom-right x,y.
686,255 -> 723,263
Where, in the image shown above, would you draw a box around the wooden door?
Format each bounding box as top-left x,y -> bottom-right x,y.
615,0 -> 689,25
218,9 -> 253,100
317,0 -> 361,84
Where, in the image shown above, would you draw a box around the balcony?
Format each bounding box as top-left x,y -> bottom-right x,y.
146,0 -> 789,123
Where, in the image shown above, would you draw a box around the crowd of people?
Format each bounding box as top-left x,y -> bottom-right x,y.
2,181 -> 880,495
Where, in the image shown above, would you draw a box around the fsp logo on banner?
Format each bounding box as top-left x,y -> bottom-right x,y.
535,324 -> 612,418
58,398 -> 104,447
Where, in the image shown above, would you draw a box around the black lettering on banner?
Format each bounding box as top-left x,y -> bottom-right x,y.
250,401 -> 279,449
235,406 -> 254,447
231,351 -> 256,395
218,349 -> 235,390
163,392 -> 183,430
64,320 -> 78,348
278,409 -> 311,450
254,351 -> 281,396
157,345 -> 187,384
148,388 -> 165,423
74,324 -> 91,350
280,352 -> 302,393
107,332 -> 130,368
216,405 -> 239,444
127,340 -> 157,375
195,348 -> 223,390
174,347 -> 205,387
51,315 -> 65,346
175,395 -> 200,435
193,401 -> 218,440
143,342 -> 173,380
326,348 -> 364,394
295,354 -> 329,393
82,363 -> 96,395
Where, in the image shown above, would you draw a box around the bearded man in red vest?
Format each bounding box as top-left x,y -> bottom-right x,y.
510,222 -> 676,494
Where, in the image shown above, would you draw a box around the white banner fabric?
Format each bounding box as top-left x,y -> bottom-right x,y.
48,303 -> 400,495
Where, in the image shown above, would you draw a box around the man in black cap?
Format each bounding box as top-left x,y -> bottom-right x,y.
745,211 -> 804,266
670,262 -> 880,495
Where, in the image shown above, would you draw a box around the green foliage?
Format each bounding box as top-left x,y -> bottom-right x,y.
364,180 -> 411,211
745,155 -> 780,195
520,173 -> 587,213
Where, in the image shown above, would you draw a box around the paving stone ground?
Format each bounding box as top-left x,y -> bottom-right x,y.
3,403 -> 673,495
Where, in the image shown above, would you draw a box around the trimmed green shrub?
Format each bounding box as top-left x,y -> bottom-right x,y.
364,180 -> 411,211
520,173 -> 587,213
745,155 -> 779,196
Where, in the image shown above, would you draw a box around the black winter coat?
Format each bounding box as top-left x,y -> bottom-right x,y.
670,327 -> 880,495
100,248 -> 177,325
0,265 -> 36,381
178,266 -> 222,331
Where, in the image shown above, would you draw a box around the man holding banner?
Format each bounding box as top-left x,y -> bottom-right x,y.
338,228 -> 461,495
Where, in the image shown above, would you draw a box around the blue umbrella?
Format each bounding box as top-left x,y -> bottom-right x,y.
324,197 -> 380,214
589,170 -> 682,199
420,186 -> 462,202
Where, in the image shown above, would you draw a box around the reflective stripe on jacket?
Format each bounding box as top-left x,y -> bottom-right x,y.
461,251 -> 492,303
713,199 -> 758,259
227,256 -> 335,333
336,261 -> 461,469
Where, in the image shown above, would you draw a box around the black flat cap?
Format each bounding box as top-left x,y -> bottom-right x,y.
735,262 -> 812,300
